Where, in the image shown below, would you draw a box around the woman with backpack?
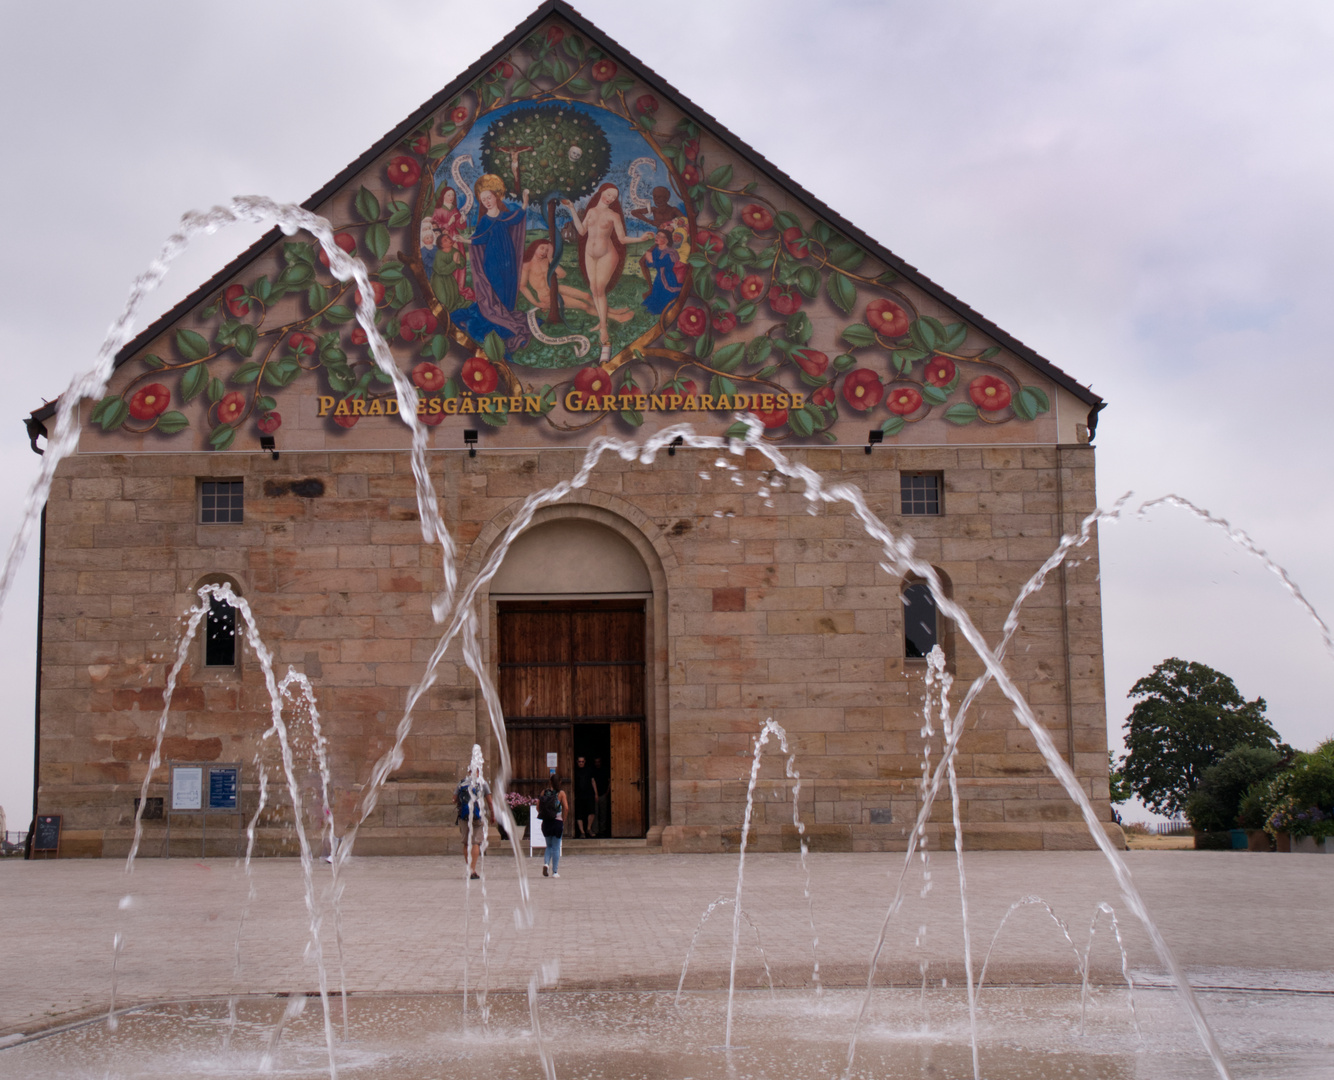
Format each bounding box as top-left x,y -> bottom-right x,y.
538,774 -> 569,878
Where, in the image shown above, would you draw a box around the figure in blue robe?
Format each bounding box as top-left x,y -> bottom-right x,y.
640,230 -> 683,315
453,183 -> 532,353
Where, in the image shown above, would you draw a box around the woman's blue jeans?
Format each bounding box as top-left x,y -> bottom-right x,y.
543,834 -> 562,874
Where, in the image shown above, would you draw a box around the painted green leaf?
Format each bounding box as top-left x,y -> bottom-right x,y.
921,383 -> 949,406
786,311 -> 813,345
321,342 -> 347,364
209,424 -> 236,451
810,221 -> 834,246
881,415 -> 906,437
735,301 -> 757,324
278,263 -> 312,287
428,144 -> 451,159
254,276 -> 273,303
264,360 -> 301,388
794,266 -> 819,298
308,283 -> 329,311
826,272 -> 856,314
175,329 -> 210,361
378,261 -> 405,282
841,324 -> 876,349
387,201 -> 411,228
833,353 -> 857,372
482,332 -> 506,365
425,334 -> 448,360
477,403 -> 508,427
563,34 -> 585,61
92,396 -> 128,431
566,77 -> 593,96
366,223 -> 391,262
693,268 -> 715,301
392,277 -> 414,308
234,324 -> 257,358
788,407 -> 815,437
207,377 -> 225,403
511,77 -> 533,98
180,364 -> 210,401
944,403 -> 979,425
142,354 -> 165,369
724,421 -> 752,440
714,342 -> 745,372
709,375 -> 737,398
257,395 -> 277,412
798,369 -> 828,388
371,367 -> 394,384
909,318 -> 938,353
231,362 -> 262,385
284,241 -> 317,266
155,411 -> 189,435
694,331 -> 714,360
326,369 -> 353,393
436,121 -> 457,139
442,378 -> 460,399
746,337 -> 774,368
326,305 -> 356,324
942,322 -> 968,351
710,190 -> 732,221
708,164 -> 733,187
1025,385 -> 1051,412
1012,387 -> 1038,421
773,210 -> 800,231
979,345 -> 1000,359
355,186 -> 380,223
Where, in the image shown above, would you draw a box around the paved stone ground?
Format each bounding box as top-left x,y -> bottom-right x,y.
2,849 -> 1330,1035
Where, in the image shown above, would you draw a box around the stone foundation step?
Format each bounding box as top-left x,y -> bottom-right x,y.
559,837 -> 659,853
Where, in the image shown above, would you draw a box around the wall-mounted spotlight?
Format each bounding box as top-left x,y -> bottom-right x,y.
668,435 -> 685,457
259,435 -> 278,460
865,429 -> 884,455
463,429 -> 479,458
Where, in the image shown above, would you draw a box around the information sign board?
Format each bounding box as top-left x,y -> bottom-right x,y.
33,815 -> 61,853
546,752 -> 558,770
208,766 -> 239,809
171,766 -> 203,810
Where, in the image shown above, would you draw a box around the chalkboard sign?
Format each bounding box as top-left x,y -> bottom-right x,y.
208,767 -> 238,809
33,815 -> 61,853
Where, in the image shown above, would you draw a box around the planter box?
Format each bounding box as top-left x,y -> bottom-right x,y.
1276,831 -> 1291,853
1246,829 -> 1272,852
1291,835 -> 1333,854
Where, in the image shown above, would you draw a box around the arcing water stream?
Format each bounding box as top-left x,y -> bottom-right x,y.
12,196 -> 1334,1078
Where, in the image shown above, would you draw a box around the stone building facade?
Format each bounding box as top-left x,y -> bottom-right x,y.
26,2 -> 1116,857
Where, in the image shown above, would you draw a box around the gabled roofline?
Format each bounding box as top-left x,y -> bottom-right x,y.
29,0 -> 1102,431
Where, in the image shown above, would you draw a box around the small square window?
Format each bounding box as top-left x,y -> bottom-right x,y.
200,480 -> 244,524
205,596 -> 237,666
901,473 -> 941,516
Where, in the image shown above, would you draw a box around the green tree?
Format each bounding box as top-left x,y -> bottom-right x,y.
1108,751 -> 1133,804
1121,658 -> 1278,817
1183,745 -> 1283,832
481,104 -> 611,322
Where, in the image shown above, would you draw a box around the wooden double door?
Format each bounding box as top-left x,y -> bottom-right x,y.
497,600 -> 646,837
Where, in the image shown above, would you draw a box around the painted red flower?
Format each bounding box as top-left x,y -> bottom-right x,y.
387,156 -> 421,188
399,309 -> 438,341
678,306 -> 708,337
128,383 -> 171,420
419,409 -> 445,427
676,379 -> 698,400
289,332 -> 317,356
811,385 -> 836,407
334,410 -> 359,429
461,355 -> 498,395
318,232 -> 356,268
842,369 -> 884,412
683,138 -> 699,161
865,298 -> 909,338
738,275 -> 764,301
715,270 -> 740,292
635,94 -> 658,114
412,362 -> 446,392
544,26 -> 564,46
740,204 -> 773,231
694,229 -> 723,257
782,227 -> 809,258
792,349 -> 828,377
886,385 -> 923,416
681,164 -> 701,186
257,412 -> 281,434
451,106 -> 469,125
712,310 -> 737,334
491,61 -> 514,79
768,285 -> 801,316
924,356 -> 956,387
350,327 -> 369,346
224,284 -> 250,317
574,366 -> 614,397
969,374 -> 1012,411
751,407 -> 788,429
217,391 -> 246,425
355,282 -> 386,307
590,59 -> 617,82
410,135 -> 429,155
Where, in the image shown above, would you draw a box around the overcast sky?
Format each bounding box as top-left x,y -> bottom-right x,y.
1,0 -> 1332,827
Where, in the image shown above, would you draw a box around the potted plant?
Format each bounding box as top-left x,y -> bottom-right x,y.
505,791 -> 537,835
1263,740 -> 1334,853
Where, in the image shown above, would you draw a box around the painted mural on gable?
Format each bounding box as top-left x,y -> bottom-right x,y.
84,18 -> 1059,453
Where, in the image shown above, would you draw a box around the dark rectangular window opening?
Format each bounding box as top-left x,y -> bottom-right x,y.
205,597 -> 237,666
200,480 -> 244,524
903,583 -> 938,659
901,473 -> 941,516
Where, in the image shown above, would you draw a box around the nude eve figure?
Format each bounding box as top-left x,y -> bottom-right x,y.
562,184 -> 652,360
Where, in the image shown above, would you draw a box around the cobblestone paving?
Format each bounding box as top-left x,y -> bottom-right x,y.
2,850 -> 1330,1034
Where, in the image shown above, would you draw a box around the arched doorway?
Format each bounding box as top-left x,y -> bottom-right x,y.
490,517 -> 653,838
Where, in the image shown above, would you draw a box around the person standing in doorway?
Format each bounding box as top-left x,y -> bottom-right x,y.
539,774 -> 569,877
574,756 -> 598,838
594,756 -> 610,838
455,771 -> 492,880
